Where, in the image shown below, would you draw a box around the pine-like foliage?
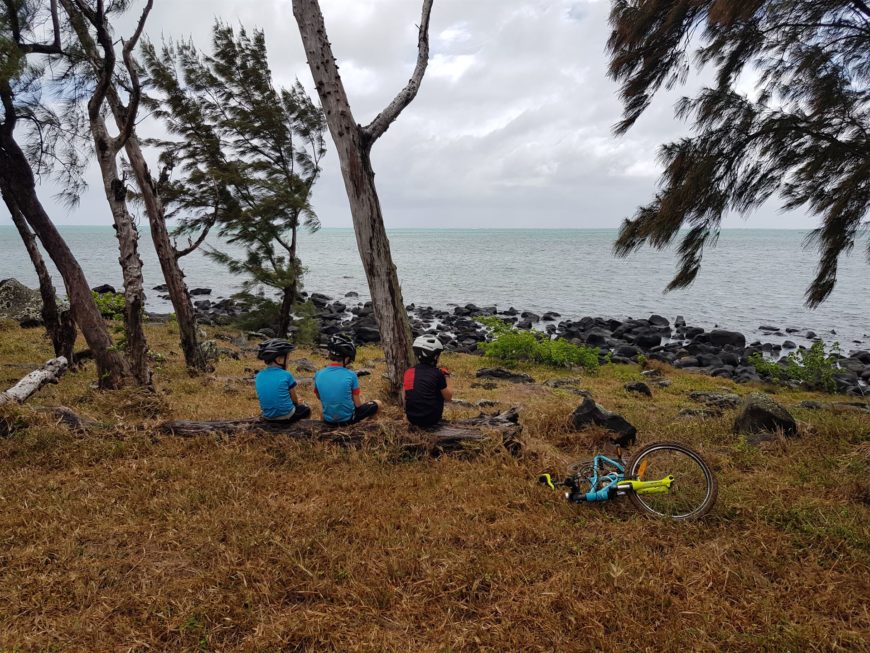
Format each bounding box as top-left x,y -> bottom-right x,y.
607,0 -> 870,306
142,22 -> 326,322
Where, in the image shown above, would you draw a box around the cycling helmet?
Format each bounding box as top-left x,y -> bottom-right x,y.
257,338 -> 295,363
327,333 -> 357,362
412,334 -> 444,364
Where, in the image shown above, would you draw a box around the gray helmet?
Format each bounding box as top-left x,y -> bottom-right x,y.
256,338 -> 295,362
328,333 -> 357,362
413,334 -> 444,363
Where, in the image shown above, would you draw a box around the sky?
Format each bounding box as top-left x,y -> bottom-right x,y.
1,0 -> 814,229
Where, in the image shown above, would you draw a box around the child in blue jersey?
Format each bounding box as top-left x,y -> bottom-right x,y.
255,339 -> 311,422
314,334 -> 380,425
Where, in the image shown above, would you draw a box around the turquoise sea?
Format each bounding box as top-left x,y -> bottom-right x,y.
0,226 -> 867,349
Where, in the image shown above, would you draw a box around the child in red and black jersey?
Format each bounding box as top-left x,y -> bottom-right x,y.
404,335 -> 453,427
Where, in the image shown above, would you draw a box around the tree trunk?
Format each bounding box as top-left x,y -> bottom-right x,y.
4,193 -> 76,361
278,285 -> 295,338
122,133 -> 211,373
0,136 -> 131,388
293,0 -> 416,396
90,120 -> 151,385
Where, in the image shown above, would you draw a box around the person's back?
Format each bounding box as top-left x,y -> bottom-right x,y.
314,363 -> 359,424
254,338 -> 311,422
404,335 -> 452,427
256,366 -> 298,419
314,334 -> 380,425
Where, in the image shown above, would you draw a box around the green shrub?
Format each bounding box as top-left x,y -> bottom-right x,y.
477,319 -> 599,371
291,300 -> 320,346
91,290 -> 125,320
230,292 -> 281,331
749,340 -> 841,392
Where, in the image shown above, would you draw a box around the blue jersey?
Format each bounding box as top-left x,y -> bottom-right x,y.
255,367 -> 298,419
314,363 -> 360,424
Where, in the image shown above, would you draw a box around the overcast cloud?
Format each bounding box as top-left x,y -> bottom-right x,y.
2,0 -> 813,228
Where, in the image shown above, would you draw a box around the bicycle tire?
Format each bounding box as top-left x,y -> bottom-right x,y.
623,441 -> 718,520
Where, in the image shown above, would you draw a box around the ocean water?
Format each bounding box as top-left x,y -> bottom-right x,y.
0,226 -> 867,350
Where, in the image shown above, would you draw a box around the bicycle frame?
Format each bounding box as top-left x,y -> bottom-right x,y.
540,452 -> 674,503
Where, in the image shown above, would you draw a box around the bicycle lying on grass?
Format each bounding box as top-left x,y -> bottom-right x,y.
539,441 -> 718,520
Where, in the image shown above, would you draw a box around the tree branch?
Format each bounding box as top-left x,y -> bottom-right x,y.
70,0 -> 113,125
0,80 -> 18,137
849,0 -> 870,20
175,191 -> 218,259
361,0 -> 433,145
19,0 -> 63,54
116,0 -> 153,150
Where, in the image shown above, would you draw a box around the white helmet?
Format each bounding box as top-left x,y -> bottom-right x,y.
413,334 -> 444,362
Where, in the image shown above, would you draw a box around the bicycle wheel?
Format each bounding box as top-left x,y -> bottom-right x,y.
623,441 -> 717,520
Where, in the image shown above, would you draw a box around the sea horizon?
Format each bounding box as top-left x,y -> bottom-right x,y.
1,225 -> 867,350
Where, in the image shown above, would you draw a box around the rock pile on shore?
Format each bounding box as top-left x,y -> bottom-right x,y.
167,288 -> 870,395
3,278 -> 867,396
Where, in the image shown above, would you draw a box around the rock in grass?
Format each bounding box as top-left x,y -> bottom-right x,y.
295,359 -> 317,373
543,377 -> 584,388
476,367 -> 534,384
689,391 -> 741,409
679,407 -> 722,419
624,381 -> 652,397
732,392 -> 797,438
0,279 -> 44,326
569,397 -> 637,446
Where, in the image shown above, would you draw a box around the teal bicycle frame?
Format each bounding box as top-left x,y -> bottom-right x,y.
540,452 -> 674,503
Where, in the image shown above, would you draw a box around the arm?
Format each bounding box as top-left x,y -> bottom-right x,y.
439,369 -> 452,402
352,374 -> 362,407
290,387 -> 301,405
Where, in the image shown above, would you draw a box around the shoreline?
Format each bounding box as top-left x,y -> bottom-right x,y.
180,288 -> 869,396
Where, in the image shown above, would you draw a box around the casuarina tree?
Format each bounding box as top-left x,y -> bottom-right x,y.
292,0 -> 434,397
0,0 -> 133,387
61,0 -> 153,385
142,23 -> 326,338
607,0 -> 870,306
59,0 -> 210,373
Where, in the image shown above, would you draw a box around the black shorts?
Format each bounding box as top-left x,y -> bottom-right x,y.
265,403 -> 311,423
327,401 -> 379,426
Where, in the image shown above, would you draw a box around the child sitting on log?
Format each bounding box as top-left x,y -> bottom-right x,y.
255,339 -> 312,422
314,334 -> 381,425
404,334 -> 453,427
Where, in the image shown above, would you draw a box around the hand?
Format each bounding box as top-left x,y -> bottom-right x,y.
440,367 -> 450,377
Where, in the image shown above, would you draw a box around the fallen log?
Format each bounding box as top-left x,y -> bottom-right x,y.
159,408 -> 523,455
0,357 -> 68,407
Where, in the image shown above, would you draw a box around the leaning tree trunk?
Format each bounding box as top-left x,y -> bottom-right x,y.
293,0 -> 435,396
63,0 -> 208,374
278,285 -> 295,338
123,134 -> 210,373
277,227 -> 300,338
89,118 -> 151,385
0,138 -> 131,388
5,193 -> 76,361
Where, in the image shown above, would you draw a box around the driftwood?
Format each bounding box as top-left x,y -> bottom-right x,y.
0,357 -> 68,407
159,407 -> 524,456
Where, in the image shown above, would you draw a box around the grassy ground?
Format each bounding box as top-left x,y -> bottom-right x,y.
1,321 -> 868,652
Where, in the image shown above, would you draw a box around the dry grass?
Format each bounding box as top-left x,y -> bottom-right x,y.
1,323 -> 868,652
